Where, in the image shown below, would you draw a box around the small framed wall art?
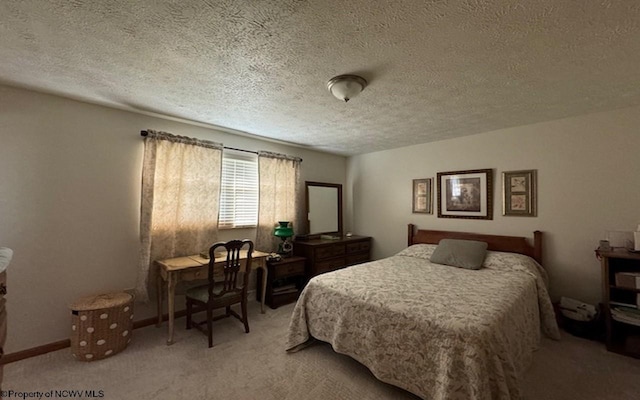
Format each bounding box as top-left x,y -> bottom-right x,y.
412,178 -> 433,214
437,169 -> 493,220
502,169 -> 537,217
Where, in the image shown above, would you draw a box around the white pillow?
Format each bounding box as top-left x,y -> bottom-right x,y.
396,244 -> 437,259
0,247 -> 13,273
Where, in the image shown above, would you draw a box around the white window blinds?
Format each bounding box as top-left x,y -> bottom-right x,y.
218,151 -> 259,228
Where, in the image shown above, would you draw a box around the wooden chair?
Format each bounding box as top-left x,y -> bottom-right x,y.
185,239 -> 253,348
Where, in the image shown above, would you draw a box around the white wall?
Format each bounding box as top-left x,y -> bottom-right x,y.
0,85 -> 346,352
347,105 -> 640,305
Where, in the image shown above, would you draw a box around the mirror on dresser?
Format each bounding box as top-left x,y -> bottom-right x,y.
296,182 -> 371,278
305,181 -> 343,237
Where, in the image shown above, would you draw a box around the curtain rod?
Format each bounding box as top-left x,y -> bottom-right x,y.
140,130 -> 258,155
140,130 -> 303,161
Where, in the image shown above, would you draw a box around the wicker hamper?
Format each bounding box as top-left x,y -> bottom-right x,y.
69,292 -> 133,361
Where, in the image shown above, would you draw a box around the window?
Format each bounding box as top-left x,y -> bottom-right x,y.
218,151 -> 259,228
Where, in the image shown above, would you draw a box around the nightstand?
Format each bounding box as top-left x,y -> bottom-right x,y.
256,256 -> 306,309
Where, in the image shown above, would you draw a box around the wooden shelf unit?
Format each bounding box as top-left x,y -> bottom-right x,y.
599,248 -> 640,358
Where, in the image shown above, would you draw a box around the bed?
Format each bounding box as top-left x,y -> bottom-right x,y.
285,224 -> 560,400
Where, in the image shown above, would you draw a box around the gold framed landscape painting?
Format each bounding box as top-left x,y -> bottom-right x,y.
437,169 -> 493,220
502,170 -> 537,217
412,178 -> 432,214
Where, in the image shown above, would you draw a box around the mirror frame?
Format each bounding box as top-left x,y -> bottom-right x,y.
305,181 -> 343,236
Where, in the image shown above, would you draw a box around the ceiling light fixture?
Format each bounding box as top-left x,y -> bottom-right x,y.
327,74 -> 367,102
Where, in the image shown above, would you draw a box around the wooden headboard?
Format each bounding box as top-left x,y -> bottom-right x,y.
407,224 -> 542,264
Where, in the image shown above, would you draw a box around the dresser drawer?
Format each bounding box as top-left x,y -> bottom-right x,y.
346,241 -> 370,254
315,259 -> 345,275
315,244 -> 346,260
272,259 -> 305,279
346,253 -> 370,266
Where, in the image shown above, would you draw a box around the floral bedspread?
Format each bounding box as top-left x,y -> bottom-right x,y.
285,245 -> 560,400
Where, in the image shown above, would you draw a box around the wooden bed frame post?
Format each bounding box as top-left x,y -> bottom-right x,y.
533,230 -> 542,265
407,224 -> 415,247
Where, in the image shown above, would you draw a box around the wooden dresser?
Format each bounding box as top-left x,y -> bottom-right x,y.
293,235 -> 371,278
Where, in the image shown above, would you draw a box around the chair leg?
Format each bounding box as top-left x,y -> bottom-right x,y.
186,299 -> 192,330
241,298 -> 250,333
226,305 -> 231,316
207,305 -> 213,348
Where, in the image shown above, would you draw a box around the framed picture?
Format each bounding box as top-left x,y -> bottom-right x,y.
437,169 -> 493,220
412,178 -> 433,214
502,170 -> 537,217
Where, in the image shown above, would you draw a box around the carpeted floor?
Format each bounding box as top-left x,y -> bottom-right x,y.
4,301 -> 640,400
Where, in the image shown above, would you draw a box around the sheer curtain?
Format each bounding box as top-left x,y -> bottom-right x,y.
256,151 -> 302,253
136,130 -> 223,302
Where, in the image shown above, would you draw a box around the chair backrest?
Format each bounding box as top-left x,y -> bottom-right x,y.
207,240 -> 254,300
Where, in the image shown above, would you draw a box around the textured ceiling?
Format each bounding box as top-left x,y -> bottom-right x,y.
1,1 -> 640,156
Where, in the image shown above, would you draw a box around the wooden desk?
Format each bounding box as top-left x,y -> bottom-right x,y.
155,250 -> 268,345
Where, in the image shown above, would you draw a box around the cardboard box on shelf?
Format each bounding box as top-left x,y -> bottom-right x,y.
615,272 -> 640,289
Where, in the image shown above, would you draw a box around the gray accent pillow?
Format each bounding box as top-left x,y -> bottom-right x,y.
429,239 -> 488,270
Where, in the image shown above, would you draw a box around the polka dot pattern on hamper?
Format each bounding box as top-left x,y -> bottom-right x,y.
69,292 -> 133,362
